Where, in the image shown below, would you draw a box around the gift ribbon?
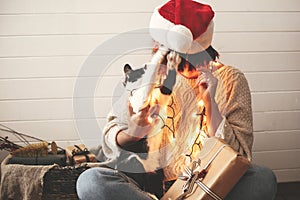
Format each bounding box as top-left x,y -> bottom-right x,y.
176,144 -> 227,200
71,145 -> 91,163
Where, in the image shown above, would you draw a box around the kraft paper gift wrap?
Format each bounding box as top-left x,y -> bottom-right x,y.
66,144 -> 97,165
162,137 -> 250,200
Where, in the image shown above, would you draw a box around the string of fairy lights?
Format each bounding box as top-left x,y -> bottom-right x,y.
185,100 -> 207,162
128,85 -> 207,163
157,96 -> 176,138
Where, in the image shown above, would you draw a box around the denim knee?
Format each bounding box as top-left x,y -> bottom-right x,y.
225,165 -> 277,200
76,167 -> 116,200
257,166 -> 277,199
76,167 -> 153,200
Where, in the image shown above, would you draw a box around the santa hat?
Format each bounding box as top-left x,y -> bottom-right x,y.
149,0 -> 214,54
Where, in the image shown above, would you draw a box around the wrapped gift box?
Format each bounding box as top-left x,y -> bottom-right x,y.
65,144 -> 97,165
162,138 -> 250,200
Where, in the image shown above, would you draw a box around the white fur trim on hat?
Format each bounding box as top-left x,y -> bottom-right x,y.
149,6 -> 173,48
167,25 -> 193,53
149,6 -> 214,54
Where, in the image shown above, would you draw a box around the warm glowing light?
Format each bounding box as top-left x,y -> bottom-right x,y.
193,148 -> 201,160
192,112 -> 198,118
171,136 -> 176,143
147,116 -> 153,123
203,115 -> 207,123
198,100 -> 204,107
150,88 -> 160,105
200,130 -> 208,143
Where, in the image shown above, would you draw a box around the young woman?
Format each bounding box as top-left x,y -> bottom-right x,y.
77,1 -> 277,199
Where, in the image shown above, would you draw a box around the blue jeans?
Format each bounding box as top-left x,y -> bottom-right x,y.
76,165 -> 277,200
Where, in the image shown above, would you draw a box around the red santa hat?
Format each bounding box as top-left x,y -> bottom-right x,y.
149,0 -> 215,54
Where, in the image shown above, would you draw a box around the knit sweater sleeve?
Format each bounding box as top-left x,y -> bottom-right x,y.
101,96 -> 129,161
218,67 -> 253,160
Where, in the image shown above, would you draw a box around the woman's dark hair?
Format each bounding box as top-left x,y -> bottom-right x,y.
159,46 -> 219,72
177,46 -> 219,72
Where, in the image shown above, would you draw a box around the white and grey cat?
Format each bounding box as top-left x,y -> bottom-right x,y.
122,48 -> 181,114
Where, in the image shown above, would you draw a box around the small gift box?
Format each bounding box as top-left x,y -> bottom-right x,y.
66,144 -> 97,165
162,138 -> 250,200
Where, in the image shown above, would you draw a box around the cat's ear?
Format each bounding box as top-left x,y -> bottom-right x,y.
124,64 -> 132,73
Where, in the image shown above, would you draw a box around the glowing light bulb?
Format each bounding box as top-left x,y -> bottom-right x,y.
192,112 -> 198,118
171,136 -> 176,143
198,99 -> 204,107
147,116 -> 153,123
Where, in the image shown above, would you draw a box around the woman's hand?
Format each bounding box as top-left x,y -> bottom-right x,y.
196,61 -> 223,137
117,102 -> 160,147
197,67 -> 218,105
127,103 -> 160,138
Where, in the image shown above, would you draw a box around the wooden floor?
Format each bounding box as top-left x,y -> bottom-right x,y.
275,182 -> 300,200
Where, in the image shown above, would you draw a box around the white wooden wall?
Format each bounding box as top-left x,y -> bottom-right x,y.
0,0 -> 299,182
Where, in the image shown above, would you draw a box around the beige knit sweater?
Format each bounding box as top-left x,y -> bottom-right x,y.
101,65 -> 253,180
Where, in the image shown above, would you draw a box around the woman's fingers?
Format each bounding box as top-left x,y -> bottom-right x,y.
138,105 -> 150,118
128,101 -> 134,116
198,79 -> 209,89
149,104 -> 160,118
209,60 -> 224,70
197,71 -> 211,88
128,101 -> 160,126
196,66 -> 218,104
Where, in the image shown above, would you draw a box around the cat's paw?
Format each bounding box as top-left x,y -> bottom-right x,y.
167,51 -> 181,69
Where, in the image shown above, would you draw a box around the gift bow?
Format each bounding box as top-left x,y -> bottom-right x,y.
71,145 -> 91,163
176,144 -> 227,200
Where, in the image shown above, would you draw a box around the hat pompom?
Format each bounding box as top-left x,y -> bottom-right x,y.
167,25 -> 193,53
